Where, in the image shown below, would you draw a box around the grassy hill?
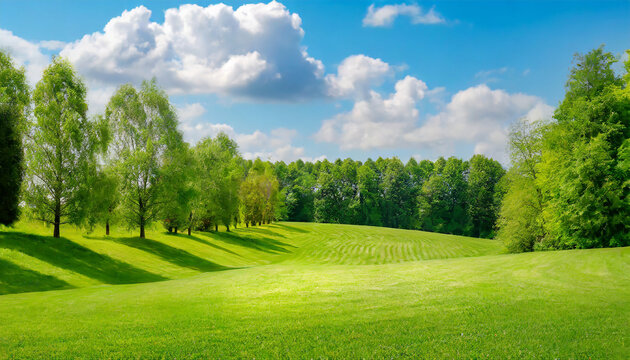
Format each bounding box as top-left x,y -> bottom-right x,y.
0,221 -> 503,294
0,222 -> 628,358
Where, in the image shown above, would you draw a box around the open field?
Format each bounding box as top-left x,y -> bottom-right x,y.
0,222 -> 628,358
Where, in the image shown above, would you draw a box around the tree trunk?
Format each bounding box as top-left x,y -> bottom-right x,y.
174,227 -> 178,234
168,226 -> 172,233
139,196 -> 145,238
245,222 -> 249,228
187,227 -> 191,236
226,225 -> 230,232
215,224 -> 218,232
140,217 -> 145,239
106,220 -> 110,236
53,201 -> 60,238
258,221 -> 261,226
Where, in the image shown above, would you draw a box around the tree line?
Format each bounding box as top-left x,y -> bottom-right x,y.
273,154 -> 505,238
1,46 -> 628,252
0,54 -> 282,238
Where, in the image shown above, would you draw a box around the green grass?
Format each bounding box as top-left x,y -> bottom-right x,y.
0,222 -> 628,358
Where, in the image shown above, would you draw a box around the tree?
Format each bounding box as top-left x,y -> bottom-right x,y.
380,158 -> 414,229
240,163 -> 281,226
0,51 -> 30,225
356,161 -> 382,226
419,157 -> 469,235
85,166 -> 119,235
161,144 -> 194,234
496,119 -> 547,252
193,133 -> 243,232
106,80 -> 183,238
23,57 -> 104,237
467,155 -> 505,238
537,47 -> 629,248
314,160 -> 343,223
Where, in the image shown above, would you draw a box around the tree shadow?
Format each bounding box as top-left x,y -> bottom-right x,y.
0,232 -> 166,285
0,258 -> 72,295
112,236 -> 230,272
242,227 -> 287,238
272,223 -> 310,234
181,233 -> 242,257
211,231 -> 295,254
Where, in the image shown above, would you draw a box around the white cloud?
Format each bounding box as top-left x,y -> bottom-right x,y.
59,2 -> 325,100
363,3 -> 445,27
0,29 -> 49,86
177,108 -> 315,162
317,83 -> 553,163
325,54 -> 392,98
315,75 -> 428,149
177,103 -> 207,122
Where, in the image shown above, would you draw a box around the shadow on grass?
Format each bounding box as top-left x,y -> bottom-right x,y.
241,227 -> 287,238
272,223 -> 310,234
181,233 -> 242,257
0,258 -> 72,295
0,232 -> 166,285
211,231 -> 295,254
112,236 -> 230,272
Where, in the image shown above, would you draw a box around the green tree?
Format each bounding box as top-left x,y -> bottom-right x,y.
106,80 -> 183,238
193,133 -> 243,231
85,166 -> 119,235
380,158 -> 414,229
419,157 -> 469,235
0,50 -> 30,225
161,144 -> 194,234
538,47 -> 629,248
356,161 -> 382,226
23,57 -> 103,237
467,155 -> 505,238
496,119 -> 547,252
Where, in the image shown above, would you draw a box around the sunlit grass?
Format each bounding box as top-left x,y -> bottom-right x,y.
0,222 -> 627,358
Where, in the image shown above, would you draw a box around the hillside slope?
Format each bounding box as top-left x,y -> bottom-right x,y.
0,247 -> 627,358
0,222 -> 503,295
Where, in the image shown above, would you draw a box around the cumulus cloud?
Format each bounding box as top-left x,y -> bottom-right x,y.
59,2 -> 325,100
325,54 -> 392,99
176,103 -> 316,162
363,3 -> 445,27
317,83 -> 553,162
177,103 -> 207,122
0,29 -> 49,85
315,75 -> 428,149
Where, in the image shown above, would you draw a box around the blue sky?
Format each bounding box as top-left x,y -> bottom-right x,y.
1,1 -> 628,163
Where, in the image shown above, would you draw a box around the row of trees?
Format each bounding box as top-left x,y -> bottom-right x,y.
498,47 -> 630,251
0,53 -> 282,238
2,47 -> 627,251
273,154 -> 505,238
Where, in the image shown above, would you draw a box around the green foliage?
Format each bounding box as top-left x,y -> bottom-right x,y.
497,120 -> 547,252
23,57 -> 102,237
0,51 -> 30,226
467,155 -> 505,238
538,47 -> 629,249
0,108 -> 23,226
240,161 -> 281,226
84,166 -> 119,234
193,133 -> 243,231
499,46 -> 630,252
106,80 -> 183,238
419,157 -> 470,235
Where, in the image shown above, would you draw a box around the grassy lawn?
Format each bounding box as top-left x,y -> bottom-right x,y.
0,222 -> 628,358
